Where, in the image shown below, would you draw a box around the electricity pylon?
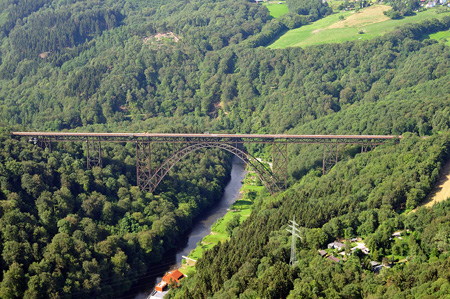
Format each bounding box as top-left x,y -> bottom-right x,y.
286,215 -> 302,267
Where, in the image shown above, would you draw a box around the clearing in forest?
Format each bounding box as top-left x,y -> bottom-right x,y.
269,6 -> 450,48
424,30 -> 450,46
263,1 -> 289,18
414,158 -> 450,211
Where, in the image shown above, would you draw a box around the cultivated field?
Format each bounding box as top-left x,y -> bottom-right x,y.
269,6 -> 450,48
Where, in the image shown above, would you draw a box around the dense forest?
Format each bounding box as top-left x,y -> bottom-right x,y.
2,0 -> 450,297
0,128 -> 232,298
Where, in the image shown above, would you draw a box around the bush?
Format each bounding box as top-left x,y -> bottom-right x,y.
384,9 -> 402,19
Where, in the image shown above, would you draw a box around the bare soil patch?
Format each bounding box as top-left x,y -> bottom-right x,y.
143,32 -> 180,44
329,5 -> 390,29
414,158 -> 450,211
39,52 -> 50,59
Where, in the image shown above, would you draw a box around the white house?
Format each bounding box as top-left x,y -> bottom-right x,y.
328,241 -> 346,251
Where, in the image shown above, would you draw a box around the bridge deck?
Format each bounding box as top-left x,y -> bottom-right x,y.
12,132 -> 400,143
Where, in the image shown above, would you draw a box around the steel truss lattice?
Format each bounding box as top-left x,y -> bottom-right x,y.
15,132 -> 398,195
361,141 -> 376,153
144,142 -> 281,195
136,141 -> 152,192
323,142 -> 339,175
86,139 -> 102,169
273,141 -> 288,191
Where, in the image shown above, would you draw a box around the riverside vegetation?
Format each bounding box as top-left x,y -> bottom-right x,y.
2,0 -> 450,298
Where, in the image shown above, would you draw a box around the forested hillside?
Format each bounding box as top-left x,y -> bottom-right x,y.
169,134 -> 450,298
0,128 -> 231,297
2,0 -> 450,297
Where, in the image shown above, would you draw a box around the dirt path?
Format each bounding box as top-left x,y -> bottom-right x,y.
413,158 -> 450,211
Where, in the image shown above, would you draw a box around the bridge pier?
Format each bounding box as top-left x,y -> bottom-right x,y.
29,137 -> 52,152
323,142 -> 339,175
136,141 -> 153,192
39,138 -> 52,152
86,139 -> 102,169
361,141 -> 376,153
273,141 -> 288,191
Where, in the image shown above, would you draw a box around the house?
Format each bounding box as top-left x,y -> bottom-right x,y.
327,255 -> 340,263
352,242 -> 370,255
155,281 -> 168,292
392,232 -> 401,238
318,250 -> 327,257
255,0 -> 263,3
426,1 -> 436,7
369,261 -> 384,273
328,241 -> 346,251
163,270 -> 184,285
155,270 -> 185,292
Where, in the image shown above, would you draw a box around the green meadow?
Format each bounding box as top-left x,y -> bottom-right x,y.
263,1 -> 289,18
269,6 -> 450,48
426,29 -> 450,46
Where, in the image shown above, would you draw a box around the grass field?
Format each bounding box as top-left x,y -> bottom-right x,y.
426,30 -> 450,46
182,199 -> 253,274
263,1 -> 289,18
186,198 -> 253,260
269,6 -> 450,48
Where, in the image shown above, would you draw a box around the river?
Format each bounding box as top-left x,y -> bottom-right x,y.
120,156 -> 247,299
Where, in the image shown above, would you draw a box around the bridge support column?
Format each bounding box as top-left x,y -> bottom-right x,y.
273,141 -> 288,191
361,141 -> 376,153
29,137 -> 52,151
136,141 -> 152,192
86,139 -> 102,169
323,142 -> 338,175
38,138 -> 52,152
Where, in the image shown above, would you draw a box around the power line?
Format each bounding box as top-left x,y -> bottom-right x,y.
286,215 -> 302,267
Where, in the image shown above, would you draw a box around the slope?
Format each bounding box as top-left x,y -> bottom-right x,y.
269,6 -> 450,48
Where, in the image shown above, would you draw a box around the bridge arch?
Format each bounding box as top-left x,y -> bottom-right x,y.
147,142 -> 281,195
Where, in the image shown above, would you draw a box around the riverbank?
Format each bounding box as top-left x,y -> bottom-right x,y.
128,157 -> 247,299
179,169 -> 265,276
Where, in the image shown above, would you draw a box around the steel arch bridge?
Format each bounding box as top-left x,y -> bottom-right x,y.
12,132 -> 401,195
138,142 -> 281,194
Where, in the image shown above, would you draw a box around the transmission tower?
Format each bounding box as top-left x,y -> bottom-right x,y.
286,215 -> 302,267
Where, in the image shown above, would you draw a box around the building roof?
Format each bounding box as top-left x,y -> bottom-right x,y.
370,261 -> 380,266
163,270 -> 184,283
329,241 -> 346,248
318,250 -> 327,257
327,255 -> 340,263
